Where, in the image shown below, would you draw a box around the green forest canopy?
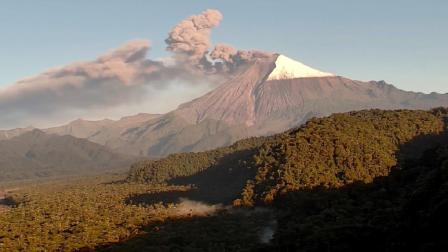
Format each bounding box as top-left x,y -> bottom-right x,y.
129,108 -> 447,206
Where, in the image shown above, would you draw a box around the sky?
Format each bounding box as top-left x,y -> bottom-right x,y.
1,0 -> 447,93
0,0 -> 447,128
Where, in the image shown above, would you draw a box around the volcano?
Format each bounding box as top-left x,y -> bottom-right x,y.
91,54 -> 448,157
3,54 -> 447,157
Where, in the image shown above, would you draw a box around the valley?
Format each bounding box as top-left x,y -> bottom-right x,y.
0,108 -> 447,251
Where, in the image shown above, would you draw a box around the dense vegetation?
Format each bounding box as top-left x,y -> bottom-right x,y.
0,176 -> 184,251
99,209 -> 275,252
129,109 -> 446,205
0,176 -> 274,251
273,128 -> 448,251
127,136 -> 270,204
128,136 -> 267,184
239,109 -> 445,205
123,108 -> 448,250
1,108 -> 447,251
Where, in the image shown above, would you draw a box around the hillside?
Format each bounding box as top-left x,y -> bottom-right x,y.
124,108 -> 448,251
272,128 -> 448,251
1,108 -> 447,251
129,109 -> 447,202
0,126 -> 34,141
238,108 -> 447,205
0,130 -> 135,182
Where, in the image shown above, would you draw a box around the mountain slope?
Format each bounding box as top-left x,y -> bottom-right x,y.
113,55 -> 448,157
0,130 -> 135,182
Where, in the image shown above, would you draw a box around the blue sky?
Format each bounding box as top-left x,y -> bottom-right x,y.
0,0 -> 447,93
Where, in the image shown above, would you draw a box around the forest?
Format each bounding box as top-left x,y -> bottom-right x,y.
0,108 -> 447,251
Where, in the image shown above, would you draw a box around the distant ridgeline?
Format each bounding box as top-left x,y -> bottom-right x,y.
128,108 -> 448,250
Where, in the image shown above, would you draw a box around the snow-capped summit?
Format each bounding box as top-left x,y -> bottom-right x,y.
267,55 -> 334,80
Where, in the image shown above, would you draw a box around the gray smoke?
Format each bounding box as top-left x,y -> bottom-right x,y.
166,198 -> 277,244
172,198 -> 224,216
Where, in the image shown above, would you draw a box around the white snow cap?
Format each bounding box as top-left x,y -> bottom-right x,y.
267,55 -> 334,80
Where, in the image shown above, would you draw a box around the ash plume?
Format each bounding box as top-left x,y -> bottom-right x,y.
0,9 -> 274,129
210,43 -> 237,64
165,9 -> 273,71
166,9 -> 223,65
0,39 -> 208,128
210,43 -> 274,71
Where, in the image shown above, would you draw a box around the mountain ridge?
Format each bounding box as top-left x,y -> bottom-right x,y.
0,129 -> 136,182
